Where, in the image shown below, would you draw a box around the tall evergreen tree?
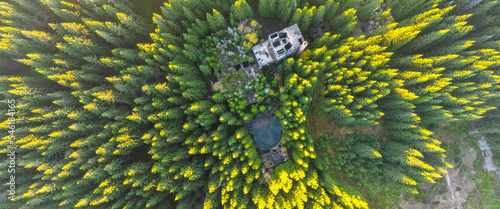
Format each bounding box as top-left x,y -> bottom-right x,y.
258,0 -> 277,18
207,9 -> 228,32
230,0 -> 253,23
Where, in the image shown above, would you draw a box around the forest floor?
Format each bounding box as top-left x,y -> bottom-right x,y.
399,123 -> 477,209
399,123 -> 500,209
131,0 -> 163,21
249,3 -> 286,38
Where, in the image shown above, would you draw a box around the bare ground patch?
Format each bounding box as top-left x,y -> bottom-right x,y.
400,123 -> 478,209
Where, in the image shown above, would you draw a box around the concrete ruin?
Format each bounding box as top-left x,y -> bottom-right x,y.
252,24 -> 308,67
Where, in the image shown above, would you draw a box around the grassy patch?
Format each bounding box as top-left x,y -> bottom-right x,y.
321,162 -> 403,209
432,122 -> 471,166
306,75 -> 382,141
306,73 -> 334,140
360,181 -> 403,209
131,0 -> 164,21
306,100 -> 338,140
464,122 -> 500,208
466,169 -> 500,208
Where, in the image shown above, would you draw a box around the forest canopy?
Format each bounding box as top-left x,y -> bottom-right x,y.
1,0 -> 500,208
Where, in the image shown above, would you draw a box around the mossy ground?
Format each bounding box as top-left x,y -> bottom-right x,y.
131,0 -> 164,21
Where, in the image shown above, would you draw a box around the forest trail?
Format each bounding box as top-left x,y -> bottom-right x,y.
443,156 -> 456,201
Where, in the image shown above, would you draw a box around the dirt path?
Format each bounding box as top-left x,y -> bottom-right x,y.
443,156 -> 456,201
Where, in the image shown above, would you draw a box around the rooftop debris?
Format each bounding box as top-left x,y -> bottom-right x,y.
252,24 -> 308,67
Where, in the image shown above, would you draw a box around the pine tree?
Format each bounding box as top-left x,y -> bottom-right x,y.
183,43 -> 201,62
199,64 -> 212,77
289,7 -> 302,26
230,0 -> 253,23
258,0 -> 277,18
389,0 -> 434,22
324,0 -> 339,21
276,0 -> 295,22
311,5 -> 325,27
356,0 -> 382,21
298,6 -> 314,31
207,9 -> 228,32
327,8 -> 357,38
